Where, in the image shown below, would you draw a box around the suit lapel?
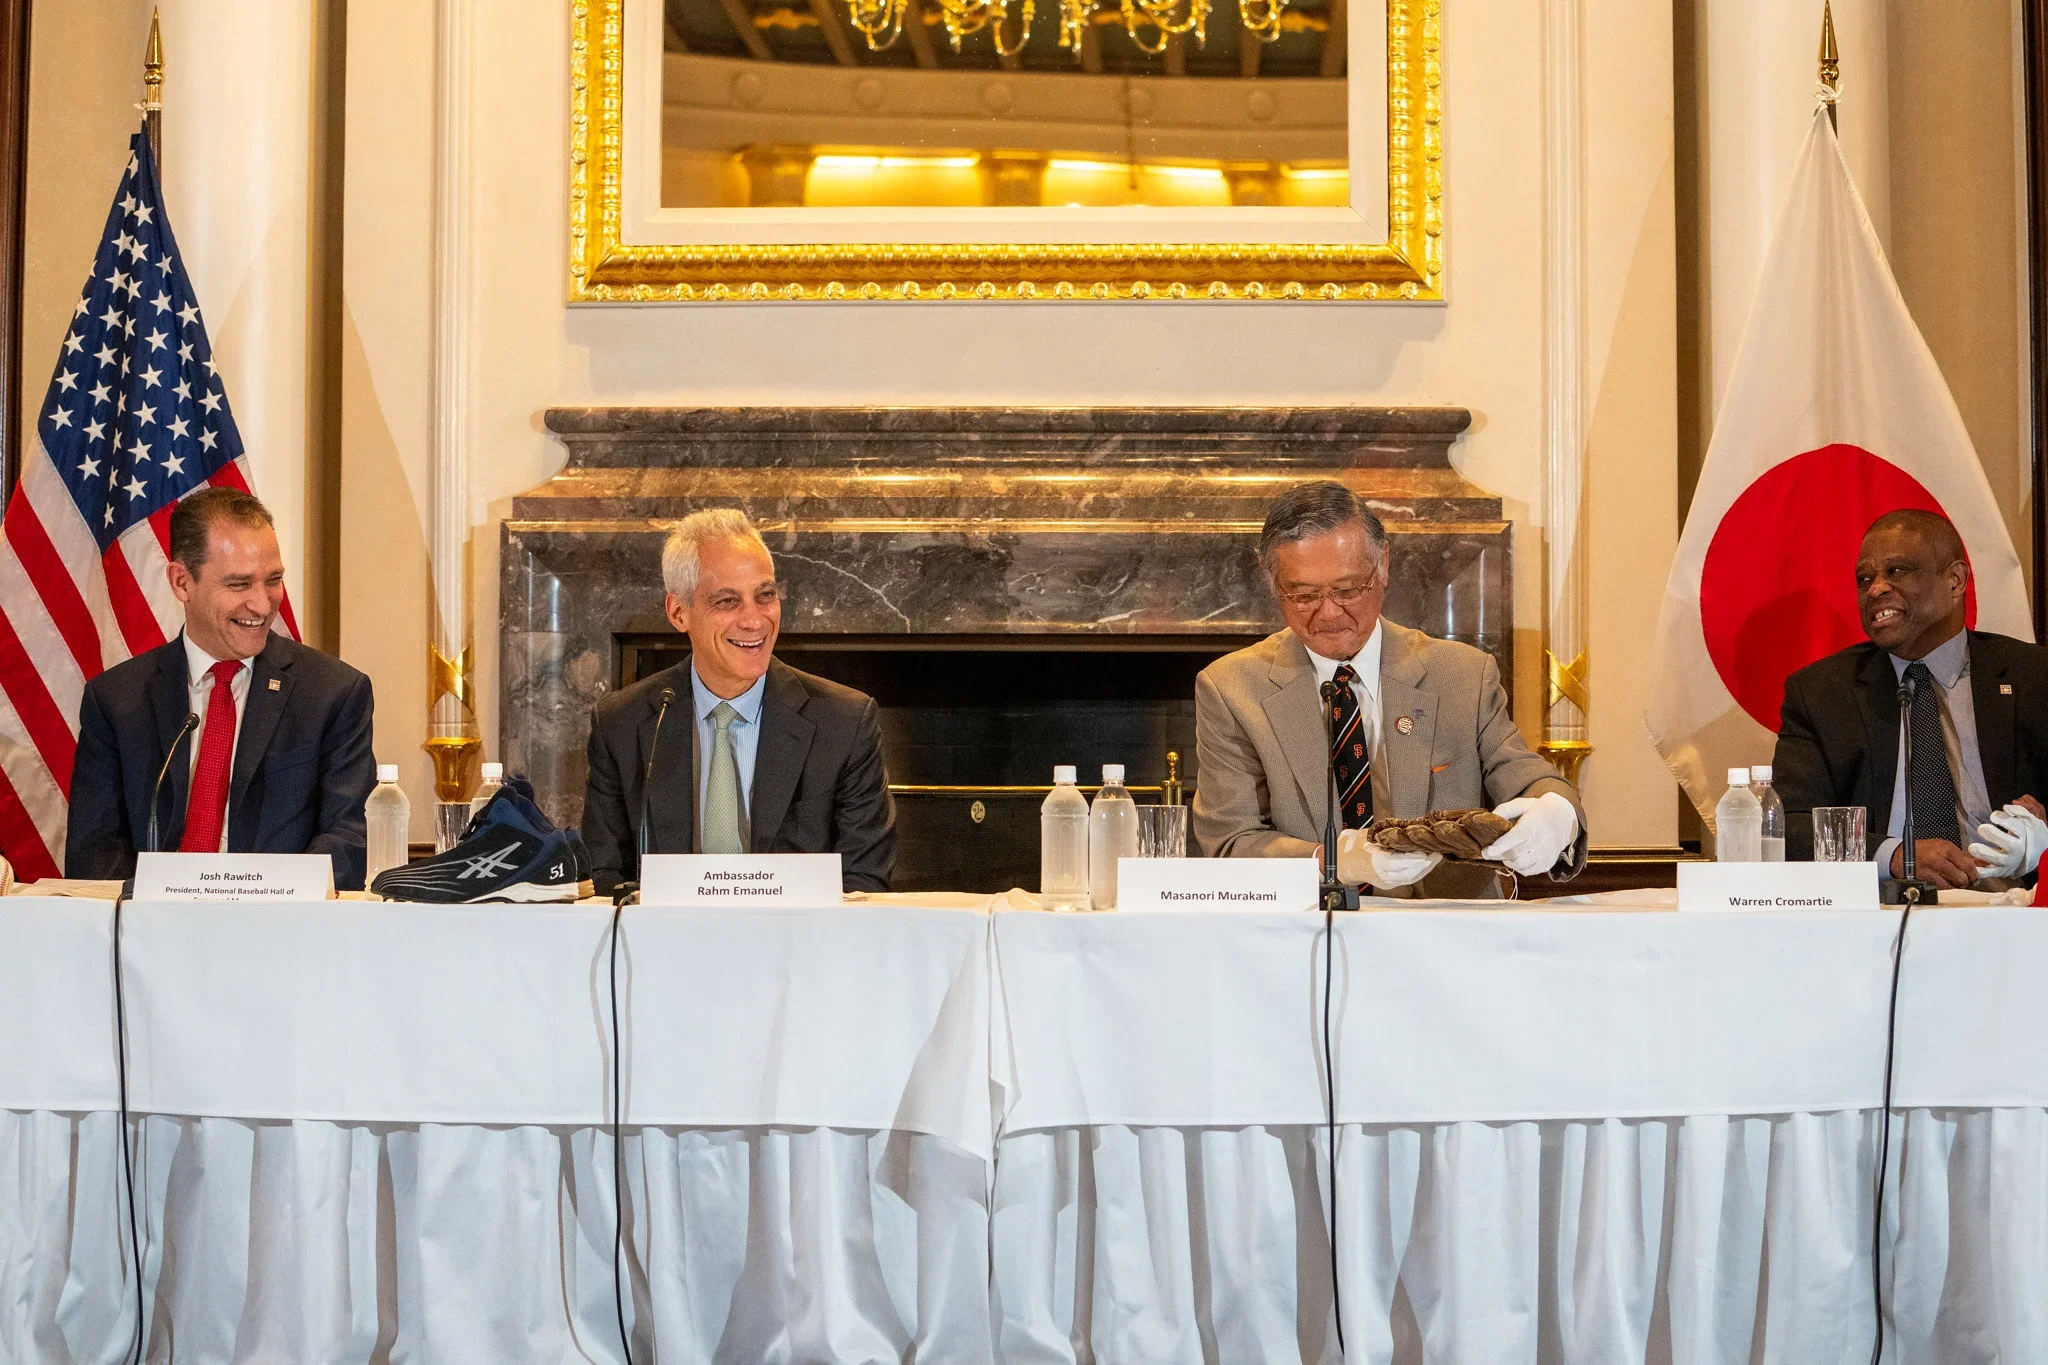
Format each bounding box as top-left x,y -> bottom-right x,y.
227,637 -> 294,850
1261,636 -> 1329,823
1855,646 -> 1900,833
750,662 -> 814,851
1969,632 -> 2018,806
148,643 -> 194,844
1377,623 -> 1434,819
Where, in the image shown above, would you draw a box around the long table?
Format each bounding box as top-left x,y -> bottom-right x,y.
3,893 -> 2045,1363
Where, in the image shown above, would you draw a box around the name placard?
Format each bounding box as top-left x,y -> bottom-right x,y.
1116,856 -> 1318,913
640,854 -> 843,907
133,853 -> 335,902
1677,861 -> 1881,912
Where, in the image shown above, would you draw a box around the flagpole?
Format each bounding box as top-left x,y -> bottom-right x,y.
142,9 -> 163,172
1819,1 -> 1838,131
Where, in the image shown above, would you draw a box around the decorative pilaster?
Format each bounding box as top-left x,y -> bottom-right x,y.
427,0 -> 480,803
1539,0 -> 1590,786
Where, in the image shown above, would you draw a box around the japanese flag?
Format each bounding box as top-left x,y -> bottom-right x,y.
1646,105 -> 2030,823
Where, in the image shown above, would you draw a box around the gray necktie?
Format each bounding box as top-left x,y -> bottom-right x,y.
702,701 -> 744,855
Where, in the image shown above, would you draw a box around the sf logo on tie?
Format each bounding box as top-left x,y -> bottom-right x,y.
458,843 -> 524,880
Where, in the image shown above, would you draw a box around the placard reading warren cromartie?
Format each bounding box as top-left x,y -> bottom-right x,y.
133,853 -> 336,902
639,854 -> 844,907
1677,861 -> 1881,913
1116,857 -> 1318,913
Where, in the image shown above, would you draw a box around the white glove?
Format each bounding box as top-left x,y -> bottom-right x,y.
1967,804 -> 2048,881
1481,791 -> 1580,877
1334,828 -> 1441,889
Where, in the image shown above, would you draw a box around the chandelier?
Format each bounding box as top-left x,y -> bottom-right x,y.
846,0 -> 1287,61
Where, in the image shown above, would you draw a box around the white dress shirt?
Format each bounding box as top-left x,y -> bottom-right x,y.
182,631 -> 254,853
1305,620 -> 1384,765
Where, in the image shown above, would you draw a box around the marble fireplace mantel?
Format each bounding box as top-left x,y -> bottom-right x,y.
502,406 -> 1509,830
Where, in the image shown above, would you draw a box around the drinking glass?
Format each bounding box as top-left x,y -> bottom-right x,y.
1137,804 -> 1189,859
1812,806 -> 1868,862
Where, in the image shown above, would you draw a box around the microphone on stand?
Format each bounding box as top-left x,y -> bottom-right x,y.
1313,679 -> 1354,1357
606,681 -> 672,1365
147,712 -> 199,855
1316,680 -> 1362,915
1881,674 -> 1937,906
115,719 -> 195,1365
611,685 -> 676,910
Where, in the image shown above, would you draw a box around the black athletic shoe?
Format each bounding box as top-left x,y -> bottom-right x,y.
371,777 -> 592,903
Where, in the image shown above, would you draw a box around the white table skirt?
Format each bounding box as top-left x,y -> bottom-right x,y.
13,1108 -> 2039,1364
991,1108 -> 2048,1365
0,1112 -> 991,1365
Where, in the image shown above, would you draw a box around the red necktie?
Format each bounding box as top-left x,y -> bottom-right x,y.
179,659 -> 241,853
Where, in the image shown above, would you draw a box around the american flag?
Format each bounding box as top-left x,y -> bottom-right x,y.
0,125 -> 296,880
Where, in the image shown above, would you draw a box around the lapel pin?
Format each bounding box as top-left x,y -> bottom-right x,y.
267,678 -> 281,692
1395,715 -> 1414,735
2001,683 -> 2013,695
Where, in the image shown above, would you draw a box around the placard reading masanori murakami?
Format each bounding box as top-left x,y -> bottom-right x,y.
1117,857 -> 1318,913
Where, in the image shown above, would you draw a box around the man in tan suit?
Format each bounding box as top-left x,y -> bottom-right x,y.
1194,481 -> 1587,891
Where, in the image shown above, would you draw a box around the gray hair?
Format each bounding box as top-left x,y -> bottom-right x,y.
662,508 -> 770,601
1257,481 -> 1387,569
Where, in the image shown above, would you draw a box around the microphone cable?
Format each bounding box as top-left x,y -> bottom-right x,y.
1867,890 -> 1917,1365
606,682 -> 671,1365
112,893 -> 145,1365
1315,676 -> 1347,1359
113,715 -> 192,1363
608,888 -> 636,1365
1321,896 -> 1345,1360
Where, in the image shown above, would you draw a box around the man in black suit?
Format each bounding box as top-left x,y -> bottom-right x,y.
582,508 -> 895,894
66,486 -> 378,887
1774,509 -> 2048,886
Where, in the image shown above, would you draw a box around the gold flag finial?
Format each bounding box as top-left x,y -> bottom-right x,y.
1819,1 -> 1839,127
143,8 -> 164,113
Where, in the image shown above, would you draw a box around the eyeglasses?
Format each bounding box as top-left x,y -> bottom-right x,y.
1275,568 -> 1384,611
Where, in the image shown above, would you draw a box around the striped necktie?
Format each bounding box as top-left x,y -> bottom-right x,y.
1328,663 -> 1372,829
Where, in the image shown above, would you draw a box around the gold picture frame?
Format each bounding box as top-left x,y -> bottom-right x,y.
567,0 -> 1442,301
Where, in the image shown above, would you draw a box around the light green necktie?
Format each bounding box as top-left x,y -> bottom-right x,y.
702,701 -> 744,855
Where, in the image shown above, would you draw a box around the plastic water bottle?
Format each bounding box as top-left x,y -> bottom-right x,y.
1751,764 -> 1786,863
470,762 -> 505,821
1715,767 -> 1762,862
1039,765 -> 1091,912
365,764 -> 411,891
1088,764 -> 1140,912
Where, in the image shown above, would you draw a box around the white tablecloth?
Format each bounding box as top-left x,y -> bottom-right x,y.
2,896 -> 997,1153
6,894 -> 2048,1363
988,906 -> 2048,1129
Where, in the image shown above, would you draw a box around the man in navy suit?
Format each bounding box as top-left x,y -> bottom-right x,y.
65,486 -> 378,888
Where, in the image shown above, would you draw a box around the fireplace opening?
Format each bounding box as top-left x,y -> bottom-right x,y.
619,633 -> 1261,892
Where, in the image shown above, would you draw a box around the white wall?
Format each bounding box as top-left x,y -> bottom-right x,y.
344,0 -> 1679,847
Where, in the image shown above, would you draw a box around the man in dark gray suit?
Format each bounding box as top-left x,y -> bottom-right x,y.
582,509 -> 896,894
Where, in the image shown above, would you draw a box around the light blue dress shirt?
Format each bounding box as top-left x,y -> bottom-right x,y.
690,662 -> 766,849
1877,629 -> 1992,872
